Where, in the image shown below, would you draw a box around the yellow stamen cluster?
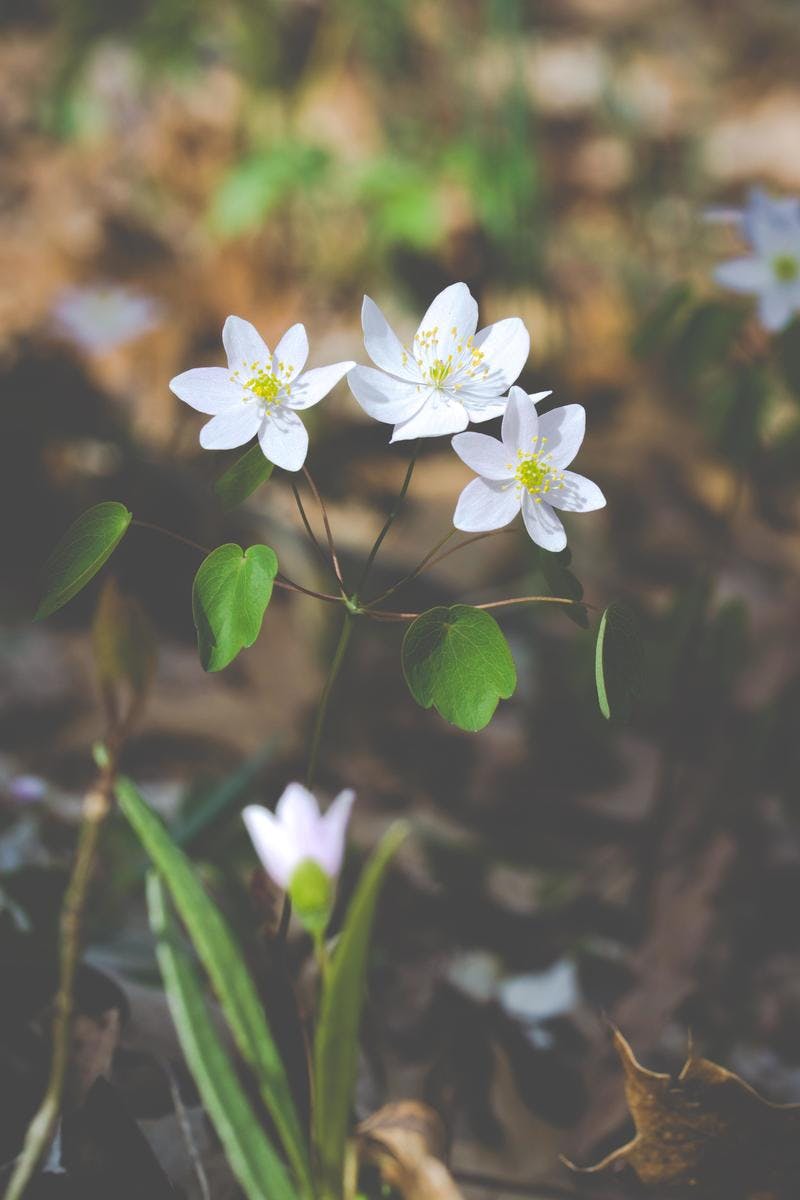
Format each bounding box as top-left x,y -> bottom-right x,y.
512,439 -> 564,504
773,254 -> 799,283
407,324 -> 491,392
231,359 -> 295,409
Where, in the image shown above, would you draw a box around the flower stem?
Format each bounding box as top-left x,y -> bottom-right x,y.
366,528 -> 456,607
366,595 -> 587,622
132,519 -> 341,604
302,467 -> 347,595
2,750 -> 121,1200
355,440 -> 421,597
306,611 -> 355,789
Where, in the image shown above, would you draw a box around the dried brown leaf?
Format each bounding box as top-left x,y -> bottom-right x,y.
357,1101 -> 463,1200
565,1029 -> 800,1197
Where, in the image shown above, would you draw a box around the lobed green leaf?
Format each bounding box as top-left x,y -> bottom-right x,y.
402,605 -> 516,731
595,601 -> 642,721
35,501 -> 132,619
215,444 -> 274,512
192,543 -> 278,672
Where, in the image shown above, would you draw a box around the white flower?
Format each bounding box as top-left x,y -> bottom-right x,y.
347,283 -> 530,442
52,284 -> 162,353
170,316 -> 355,472
712,188 -> 800,333
242,782 -> 354,890
451,386 -> 605,553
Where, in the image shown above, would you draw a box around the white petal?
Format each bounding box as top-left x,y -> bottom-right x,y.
199,405 -> 261,450
713,257 -> 771,294
222,315 -> 270,372
465,317 -> 530,396
276,782 -> 321,845
317,788 -> 355,877
348,365 -> 427,424
744,188 -> 800,256
272,324 -> 308,379
242,805 -> 296,888
258,409 -> 309,471
416,282 -> 478,348
521,494 -> 566,551
287,361 -> 355,410
362,296 -> 418,380
170,367 -> 244,415
453,477 -> 520,531
548,470 -> 606,512
451,431 -> 514,480
460,397 -> 508,423
391,394 -> 469,442
757,286 -> 797,333
501,386 -> 538,453
537,404 -> 586,469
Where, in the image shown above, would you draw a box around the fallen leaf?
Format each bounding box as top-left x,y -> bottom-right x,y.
357,1101 -> 463,1200
565,1029 -> 800,1197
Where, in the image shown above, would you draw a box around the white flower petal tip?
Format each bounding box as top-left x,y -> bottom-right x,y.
243,783 -> 355,891
451,390 -> 603,550
175,315 -> 350,463
352,284 -> 531,440
711,189 -> 800,333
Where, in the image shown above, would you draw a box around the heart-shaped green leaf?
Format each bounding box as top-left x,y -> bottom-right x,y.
402,604 -> 516,732
215,444 -> 274,512
595,601 -> 642,721
35,501 -> 132,619
192,544 -> 278,672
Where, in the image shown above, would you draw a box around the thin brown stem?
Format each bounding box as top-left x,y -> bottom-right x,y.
3,729 -> 128,1200
366,529 -> 456,607
424,528 -> 520,571
302,466 -> 346,593
355,440 -> 420,596
134,518 -> 340,605
365,595 -> 587,622
290,481 -> 330,570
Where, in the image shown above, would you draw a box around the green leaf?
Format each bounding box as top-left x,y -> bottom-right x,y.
595,602 -> 642,721
209,143 -> 329,237
146,874 -> 295,1200
35,501 -> 132,619
215,444 -> 274,512
402,605 -> 516,731
313,823 -> 408,1197
192,543 -> 278,672
115,776 -> 311,1193
92,578 -> 158,708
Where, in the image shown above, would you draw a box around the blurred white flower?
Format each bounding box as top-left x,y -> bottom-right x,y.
243,782 -> 354,890
712,188 -> 800,332
451,386 -> 605,553
498,959 -> 580,1025
171,316 -> 354,472
348,283 -> 530,442
51,284 -> 162,353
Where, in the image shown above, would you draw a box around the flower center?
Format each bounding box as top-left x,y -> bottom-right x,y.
773,254 -> 799,283
232,360 -> 295,409
404,325 -> 491,392
513,443 -> 564,501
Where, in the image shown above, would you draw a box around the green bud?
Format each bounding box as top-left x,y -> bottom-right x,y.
288,858 -> 333,936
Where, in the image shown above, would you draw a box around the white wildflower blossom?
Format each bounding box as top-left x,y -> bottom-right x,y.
451,386 -> 605,553
170,316 -> 355,471
348,283 -> 530,441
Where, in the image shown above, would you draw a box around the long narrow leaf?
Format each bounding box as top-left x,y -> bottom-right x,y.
313,823 -> 408,1197
146,874 -> 295,1200
116,776 -> 311,1193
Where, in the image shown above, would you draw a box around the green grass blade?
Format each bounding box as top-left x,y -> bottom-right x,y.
146,873 -> 295,1200
312,823 -> 408,1197
116,776 -> 311,1193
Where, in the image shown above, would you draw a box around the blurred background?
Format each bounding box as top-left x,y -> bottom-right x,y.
3,0 -> 800,1195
